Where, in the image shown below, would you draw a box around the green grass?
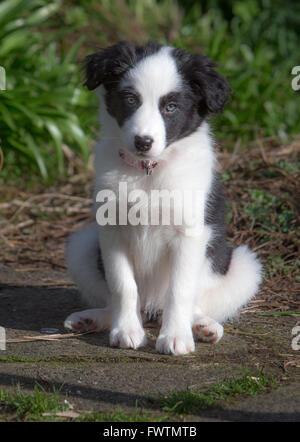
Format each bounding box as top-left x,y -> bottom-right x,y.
0,372 -> 279,421
260,311 -> 300,317
0,354 -> 148,365
156,371 -> 278,414
0,384 -> 68,421
74,408 -> 168,422
0,356 -> 39,363
0,384 -> 167,422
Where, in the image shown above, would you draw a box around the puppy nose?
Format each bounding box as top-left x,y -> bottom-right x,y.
135,135 -> 153,152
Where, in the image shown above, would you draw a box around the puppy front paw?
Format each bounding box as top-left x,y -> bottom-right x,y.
110,323 -> 147,349
156,332 -> 195,355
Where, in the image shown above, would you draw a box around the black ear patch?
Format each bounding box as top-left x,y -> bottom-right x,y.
173,49 -> 231,114
193,56 -> 232,114
84,40 -> 162,91
84,41 -> 137,90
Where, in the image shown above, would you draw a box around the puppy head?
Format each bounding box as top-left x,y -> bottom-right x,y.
85,42 -> 231,157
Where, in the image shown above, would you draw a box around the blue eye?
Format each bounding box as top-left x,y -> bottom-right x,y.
165,103 -> 177,113
126,95 -> 136,105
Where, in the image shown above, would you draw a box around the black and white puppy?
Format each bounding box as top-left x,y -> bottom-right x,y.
64,41 -> 262,355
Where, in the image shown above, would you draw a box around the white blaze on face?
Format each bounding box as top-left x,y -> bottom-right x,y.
121,47 -> 181,157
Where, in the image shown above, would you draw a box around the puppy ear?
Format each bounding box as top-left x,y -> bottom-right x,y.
84,41 -> 136,90
174,49 -> 231,114
192,55 -> 231,114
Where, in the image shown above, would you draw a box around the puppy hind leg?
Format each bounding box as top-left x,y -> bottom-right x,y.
66,222 -> 110,308
192,310 -> 224,344
64,307 -> 111,332
65,222 -> 112,332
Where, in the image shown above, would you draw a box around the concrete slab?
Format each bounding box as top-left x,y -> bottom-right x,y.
0,279 -> 299,421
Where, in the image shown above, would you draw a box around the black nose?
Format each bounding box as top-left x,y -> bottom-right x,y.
135,135 -> 153,152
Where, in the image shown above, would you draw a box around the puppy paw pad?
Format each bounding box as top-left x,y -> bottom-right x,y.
193,321 -> 223,344
64,313 -> 98,332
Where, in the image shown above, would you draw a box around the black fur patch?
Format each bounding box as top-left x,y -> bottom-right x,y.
97,246 -> 106,279
84,41 -> 162,91
85,41 -> 231,138
158,90 -> 203,146
172,47 -> 231,116
106,87 -> 142,127
205,174 -> 232,275
84,41 -> 162,125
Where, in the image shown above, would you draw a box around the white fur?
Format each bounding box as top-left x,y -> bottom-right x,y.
114,47 -> 181,157
65,47 -> 262,355
66,222 -> 109,308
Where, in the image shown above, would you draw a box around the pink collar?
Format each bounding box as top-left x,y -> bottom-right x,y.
119,149 -> 158,176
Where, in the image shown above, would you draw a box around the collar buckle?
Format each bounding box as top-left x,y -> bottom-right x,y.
144,160 -> 152,176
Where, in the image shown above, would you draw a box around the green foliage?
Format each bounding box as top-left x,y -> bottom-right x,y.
265,254 -> 300,280
71,0 -> 300,143
244,189 -> 295,234
69,0 -> 183,44
173,0 -> 300,142
0,0 -> 93,180
1,0 -> 299,180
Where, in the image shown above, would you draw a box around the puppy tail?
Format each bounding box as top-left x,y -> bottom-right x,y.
66,222 -> 109,308
200,245 -> 263,323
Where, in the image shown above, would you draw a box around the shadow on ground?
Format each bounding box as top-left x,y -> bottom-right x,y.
0,281 -> 299,422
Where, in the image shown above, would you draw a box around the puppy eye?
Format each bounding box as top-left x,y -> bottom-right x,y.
125,95 -> 137,105
165,103 -> 177,113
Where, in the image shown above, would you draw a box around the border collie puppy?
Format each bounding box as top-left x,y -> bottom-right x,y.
64,41 -> 262,355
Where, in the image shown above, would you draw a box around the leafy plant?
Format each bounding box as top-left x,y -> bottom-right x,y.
173,0 -> 300,142
1,0 -> 299,180
69,0 -> 300,144
0,0 -> 93,180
